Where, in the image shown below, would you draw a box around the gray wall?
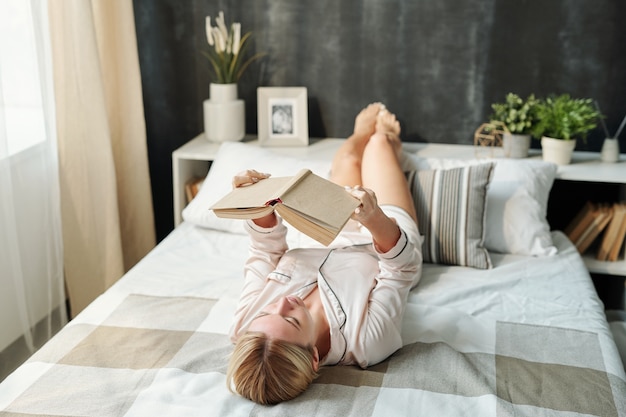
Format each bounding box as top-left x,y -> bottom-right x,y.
133,0 -> 626,241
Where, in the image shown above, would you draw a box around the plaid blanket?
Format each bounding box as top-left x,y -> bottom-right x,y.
0,226 -> 624,416
1,293 -> 624,416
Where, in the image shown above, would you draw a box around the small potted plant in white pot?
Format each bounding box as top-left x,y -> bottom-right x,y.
202,11 -> 265,142
531,94 -> 602,165
490,93 -> 539,158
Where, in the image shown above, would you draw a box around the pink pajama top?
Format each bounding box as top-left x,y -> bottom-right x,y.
229,217 -> 423,368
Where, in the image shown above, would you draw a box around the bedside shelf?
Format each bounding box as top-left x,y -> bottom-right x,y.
583,255 -> 626,276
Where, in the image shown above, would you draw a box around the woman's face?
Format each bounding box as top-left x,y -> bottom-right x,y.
247,295 -> 316,347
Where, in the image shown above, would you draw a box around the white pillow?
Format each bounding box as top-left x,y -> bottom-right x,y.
182,142 -> 332,238
404,154 -> 558,256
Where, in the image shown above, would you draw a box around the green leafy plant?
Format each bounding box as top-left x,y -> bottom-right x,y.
203,11 -> 265,84
531,94 -> 602,140
490,93 -> 539,135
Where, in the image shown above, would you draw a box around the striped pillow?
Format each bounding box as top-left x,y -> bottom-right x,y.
406,163 -> 494,269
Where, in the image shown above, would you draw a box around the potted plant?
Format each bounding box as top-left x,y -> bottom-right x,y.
203,11 -> 265,84
531,94 -> 602,165
490,93 -> 539,158
202,11 -> 265,142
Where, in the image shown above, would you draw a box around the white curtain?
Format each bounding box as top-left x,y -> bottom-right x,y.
49,0 -> 156,316
0,0 -> 66,374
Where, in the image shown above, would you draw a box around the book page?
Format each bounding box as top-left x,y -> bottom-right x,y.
279,170 -> 360,231
276,205 -> 336,246
210,176 -> 292,211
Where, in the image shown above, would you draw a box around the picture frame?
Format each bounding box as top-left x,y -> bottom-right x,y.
257,87 -> 309,146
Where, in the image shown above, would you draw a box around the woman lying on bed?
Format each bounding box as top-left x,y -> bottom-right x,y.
226,103 -> 423,405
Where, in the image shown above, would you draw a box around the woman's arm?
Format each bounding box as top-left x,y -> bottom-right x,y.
233,168 -> 286,276
232,169 -> 278,228
346,186 -> 425,365
364,228 -> 423,366
229,169 -> 287,340
346,185 -> 401,253
229,217 -> 288,341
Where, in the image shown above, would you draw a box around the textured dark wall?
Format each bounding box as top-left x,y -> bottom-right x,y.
133,0 -> 626,241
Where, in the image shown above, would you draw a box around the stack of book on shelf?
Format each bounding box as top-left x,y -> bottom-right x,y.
565,201 -> 626,261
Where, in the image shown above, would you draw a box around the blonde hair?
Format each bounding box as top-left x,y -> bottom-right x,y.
226,331 -> 319,405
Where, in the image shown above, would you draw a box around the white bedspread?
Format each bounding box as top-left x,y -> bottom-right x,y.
0,222 -> 624,416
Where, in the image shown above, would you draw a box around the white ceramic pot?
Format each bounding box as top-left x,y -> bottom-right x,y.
541,136 -> 576,165
600,137 -> 620,163
203,83 -> 245,142
502,133 -> 531,158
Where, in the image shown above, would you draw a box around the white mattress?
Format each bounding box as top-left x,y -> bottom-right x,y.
1,222 -> 624,416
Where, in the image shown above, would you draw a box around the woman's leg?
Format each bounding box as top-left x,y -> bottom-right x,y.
361,111 -> 417,223
329,103 -> 382,187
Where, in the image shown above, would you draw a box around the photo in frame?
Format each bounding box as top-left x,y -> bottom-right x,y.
257,87 -> 309,146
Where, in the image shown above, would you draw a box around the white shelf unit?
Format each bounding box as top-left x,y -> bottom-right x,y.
172,135 -> 626,277
172,135 -> 221,227
551,152 -> 626,276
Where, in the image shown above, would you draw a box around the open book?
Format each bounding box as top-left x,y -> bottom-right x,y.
210,169 -> 360,246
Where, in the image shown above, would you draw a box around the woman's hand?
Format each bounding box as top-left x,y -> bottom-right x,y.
232,169 -> 271,188
232,169 -> 277,228
345,185 -> 380,225
346,185 -> 401,253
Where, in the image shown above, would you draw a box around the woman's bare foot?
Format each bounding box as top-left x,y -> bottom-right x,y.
375,110 -> 402,158
353,103 -> 383,140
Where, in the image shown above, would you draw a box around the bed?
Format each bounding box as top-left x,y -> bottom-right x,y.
1,141 -> 625,417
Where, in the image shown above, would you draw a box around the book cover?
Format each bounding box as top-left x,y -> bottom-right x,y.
565,201 -> 595,244
607,203 -> 626,262
597,203 -> 625,261
185,177 -> 204,203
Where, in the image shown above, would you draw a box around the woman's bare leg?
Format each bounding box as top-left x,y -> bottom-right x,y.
329,103 -> 382,187
361,110 -> 417,223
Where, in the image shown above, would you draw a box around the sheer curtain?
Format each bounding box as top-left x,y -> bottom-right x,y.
0,0 -> 155,379
0,0 -> 66,378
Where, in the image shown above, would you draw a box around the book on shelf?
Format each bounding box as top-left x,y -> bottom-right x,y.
565,202 -> 613,255
597,203 -> 626,262
610,205 -> 626,262
564,201 -> 595,244
185,177 -> 205,203
210,168 -> 360,246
